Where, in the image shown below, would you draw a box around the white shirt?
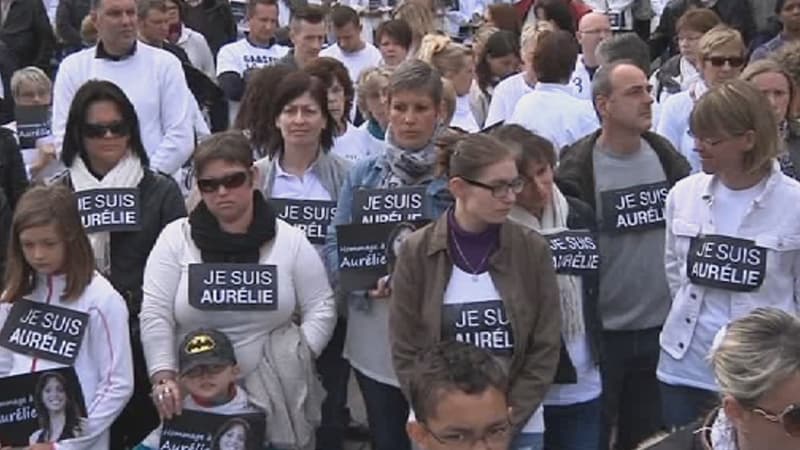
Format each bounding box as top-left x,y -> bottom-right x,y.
451,94 -> 480,132
570,56 -> 594,101
176,26 -> 216,81
0,273 -> 133,450
656,82 -> 707,173
509,82 -> 599,153
357,120 -> 385,157
52,43 -> 195,175
271,159 -> 333,201
319,43 -> 383,89
659,163 -> 800,390
485,72 -> 534,127
331,122 -> 373,164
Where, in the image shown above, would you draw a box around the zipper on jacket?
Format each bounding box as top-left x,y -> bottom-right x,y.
29,275 -> 53,373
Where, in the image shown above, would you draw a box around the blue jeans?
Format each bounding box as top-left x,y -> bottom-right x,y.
544,397 -> 603,450
354,370 -> 410,450
511,432 -> 544,450
600,328 -> 663,450
659,382 -> 718,430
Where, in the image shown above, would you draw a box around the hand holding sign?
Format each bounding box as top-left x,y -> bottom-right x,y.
367,275 -> 392,300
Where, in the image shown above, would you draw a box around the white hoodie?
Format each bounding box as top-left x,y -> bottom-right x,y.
0,273 -> 134,450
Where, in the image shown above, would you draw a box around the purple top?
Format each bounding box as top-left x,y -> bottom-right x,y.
447,209 -> 500,275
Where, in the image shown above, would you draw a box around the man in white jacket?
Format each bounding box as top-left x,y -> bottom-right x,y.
52,0 -> 195,177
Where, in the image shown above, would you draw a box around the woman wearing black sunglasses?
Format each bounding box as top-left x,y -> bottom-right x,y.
657,25 -> 747,174
140,130 -> 336,448
643,307 -> 800,450
56,79 -> 186,448
389,132 -> 561,450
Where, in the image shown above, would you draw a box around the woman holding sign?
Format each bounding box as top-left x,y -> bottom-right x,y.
322,59 -> 452,450
659,79 -> 800,429
492,124 -> 604,450
388,132 -> 561,450
140,131 -> 336,448
57,79 -> 187,448
0,184 -> 134,449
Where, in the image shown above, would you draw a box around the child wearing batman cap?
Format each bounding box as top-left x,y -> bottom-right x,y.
135,328 -> 261,449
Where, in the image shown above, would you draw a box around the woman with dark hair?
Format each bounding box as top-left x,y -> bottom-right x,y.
304,57 -> 373,164
476,30 -> 520,102
485,3 -> 522,36
233,65 -> 296,159
211,417 -> 250,450
0,185 -> 134,449
140,130 -> 335,449
30,371 -> 85,444
57,79 -> 187,448
535,0 -> 577,35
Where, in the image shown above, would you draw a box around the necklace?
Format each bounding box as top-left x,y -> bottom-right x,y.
449,228 -> 494,282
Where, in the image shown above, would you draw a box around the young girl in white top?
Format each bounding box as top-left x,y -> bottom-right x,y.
0,184 -> 133,450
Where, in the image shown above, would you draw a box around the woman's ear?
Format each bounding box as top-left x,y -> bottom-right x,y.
723,395 -> 748,430
448,177 -> 466,199
742,129 -> 756,152
407,421 -> 429,450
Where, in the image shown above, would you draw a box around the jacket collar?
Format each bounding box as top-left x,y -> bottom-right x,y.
95,40 -> 137,61
700,160 -> 782,208
426,212 -> 512,272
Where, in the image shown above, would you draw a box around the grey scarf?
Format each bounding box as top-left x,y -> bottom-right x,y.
381,125 -> 440,188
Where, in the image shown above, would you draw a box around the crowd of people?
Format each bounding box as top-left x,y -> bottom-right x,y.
0,0 -> 800,449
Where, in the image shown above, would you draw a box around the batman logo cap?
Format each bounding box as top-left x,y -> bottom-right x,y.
179,328 -> 237,375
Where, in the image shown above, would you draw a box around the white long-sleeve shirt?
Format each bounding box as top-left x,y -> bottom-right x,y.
484,72 -> 534,128
52,42 -> 195,175
509,82 -> 599,153
656,81 -> 707,173
139,218 -> 336,380
0,273 -> 134,450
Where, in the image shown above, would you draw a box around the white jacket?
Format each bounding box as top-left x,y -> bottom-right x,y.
661,162 -> 800,361
140,218 -> 336,379
0,273 -> 134,450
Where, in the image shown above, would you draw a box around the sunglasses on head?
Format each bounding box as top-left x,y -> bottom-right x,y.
84,121 -> 130,138
197,171 -> 249,193
752,403 -> 800,437
705,56 -> 745,68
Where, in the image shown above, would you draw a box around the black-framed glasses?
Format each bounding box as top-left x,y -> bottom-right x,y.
460,177 -> 525,199
84,120 -> 130,138
752,403 -> 800,437
704,56 -> 745,68
423,419 -> 512,450
197,171 -> 249,193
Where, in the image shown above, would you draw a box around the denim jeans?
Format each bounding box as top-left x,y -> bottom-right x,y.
659,382 -> 719,430
316,318 -> 350,450
544,397 -> 603,450
354,370 -> 411,450
600,328 -> 663,450
511,432 -> 544,450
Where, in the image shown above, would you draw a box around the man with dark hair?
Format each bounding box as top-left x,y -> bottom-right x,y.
278,4 -> 326,70
320,5 -> 382,92
557,60 -> 690,450
138,0 -> 190,63
375,19 -> 411,68
596,32 -> 651,74
0,0 -> 55,71
52,0 -> 195,177
750,0 -> 800,61
406,341 -> 512,450
217,0 -> 289,122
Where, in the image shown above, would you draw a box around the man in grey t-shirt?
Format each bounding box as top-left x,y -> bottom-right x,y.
556,60 -> 690,450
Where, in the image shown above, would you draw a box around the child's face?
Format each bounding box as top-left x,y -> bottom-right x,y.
20,224 -> 66,275
180,364 -> 239,401
408,387 -> 512,450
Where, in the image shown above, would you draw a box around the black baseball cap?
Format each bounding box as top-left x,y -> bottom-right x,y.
179,328 -> 237,375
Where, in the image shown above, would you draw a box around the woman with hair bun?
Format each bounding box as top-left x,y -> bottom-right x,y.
389,132 -> 561,450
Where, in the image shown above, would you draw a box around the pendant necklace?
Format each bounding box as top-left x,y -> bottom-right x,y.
450,229 -> 494,282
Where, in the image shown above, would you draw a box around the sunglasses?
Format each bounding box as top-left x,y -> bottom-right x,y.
84,121 -> 130,138
752,403 -> 800,436
197,171 -> 249,193
705,56 -> 745,68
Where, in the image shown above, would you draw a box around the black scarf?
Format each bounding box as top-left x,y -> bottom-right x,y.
189,191 -> 276,263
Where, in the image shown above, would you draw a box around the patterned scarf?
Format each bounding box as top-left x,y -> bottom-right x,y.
381,125 -> 440,188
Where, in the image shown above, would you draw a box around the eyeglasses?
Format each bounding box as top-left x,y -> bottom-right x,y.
687,129 -> 745,147
197,171 -> 249,193
460,177 -> 525,199
182,364 -> 229,379
752,403 -> 800,437
423,420 -> 512,450
84,120 -> 130,138
704,56 -> 745,68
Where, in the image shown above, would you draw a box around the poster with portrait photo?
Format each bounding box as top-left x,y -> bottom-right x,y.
336,220 -> 427,291
160,410 -> 266,450
0,367 -> 86,447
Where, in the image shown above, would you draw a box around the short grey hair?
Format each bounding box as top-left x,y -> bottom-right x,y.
711,307 -> 800,407
595,32 -> 650,74
387,59 -> 443,105
10,66 -> 52,101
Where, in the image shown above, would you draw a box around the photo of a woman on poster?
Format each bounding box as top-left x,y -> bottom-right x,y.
211,417 -> 250,450
29,371 -> 84,444
385,222 -> 418,275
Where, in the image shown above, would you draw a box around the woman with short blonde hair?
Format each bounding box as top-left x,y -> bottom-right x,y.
658,79 -> 800,429
357,67 -> 393,155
